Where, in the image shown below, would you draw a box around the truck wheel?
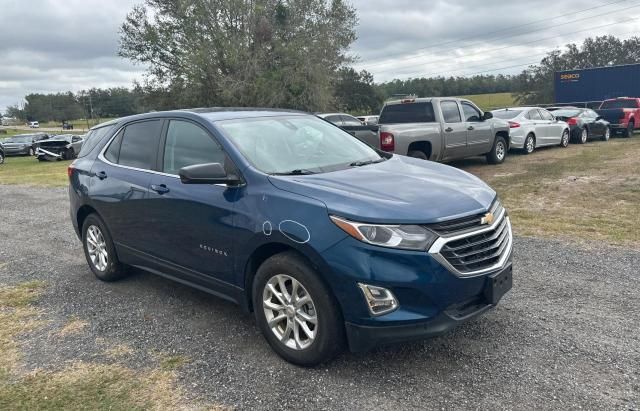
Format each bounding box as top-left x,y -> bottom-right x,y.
408,150 -> 428,160
253,251 -> 344,366
578,128 -> 588,144
523,134 -> 535,154
602,127 -> 610,142
486,136 -> 507,164
623,121 -> 634,138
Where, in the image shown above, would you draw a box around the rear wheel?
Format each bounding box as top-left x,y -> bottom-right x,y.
253,251 -> 344,366
486,136 -> 507,164
578,128 -> 588,144
602,127 -> 610,141
82,214 -> 129,282
560,129 -> 570,147
407,150 -> 428,160
623,120 -> 634,138
28,147 -> 35,156
62,148 -> 75,160
523,134 -> 535,154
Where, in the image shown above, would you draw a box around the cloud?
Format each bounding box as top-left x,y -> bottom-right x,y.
1,0 -> 640,112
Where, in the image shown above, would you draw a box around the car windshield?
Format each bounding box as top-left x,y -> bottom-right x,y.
491,110 -> 522,119
553,109 -> 582,117
600,100 -> 638,109
7,136 -> 32,143
217,115 -> 383,175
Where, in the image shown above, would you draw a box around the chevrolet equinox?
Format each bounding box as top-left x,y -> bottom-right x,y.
68,109 -> 513,366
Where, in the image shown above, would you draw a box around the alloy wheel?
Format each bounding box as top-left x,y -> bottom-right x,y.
561,130 -> 569,147
29,148 -> 34,156
525,136 -> 534,153
86,225 -> 108,271
496,141 -> 505,160
262,274 -> 317,350
581,129 -> 588,143
604,128 -> 610,141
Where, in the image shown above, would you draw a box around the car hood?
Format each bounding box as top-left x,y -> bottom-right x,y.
268,156 -> 496,224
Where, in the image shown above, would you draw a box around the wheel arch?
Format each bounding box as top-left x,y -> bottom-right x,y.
407,141 -> 432,159
496,130 -> 510,149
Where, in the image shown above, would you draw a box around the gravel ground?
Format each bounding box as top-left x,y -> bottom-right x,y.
0,184 -> 638,410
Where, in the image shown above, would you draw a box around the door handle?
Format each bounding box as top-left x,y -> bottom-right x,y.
467,126 -> 475,131
444,127 -> 453,132
96,171 -> 107,180
151,184 -> 170,195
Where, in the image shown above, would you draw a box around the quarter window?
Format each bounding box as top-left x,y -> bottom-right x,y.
162,120 -> 225,175
441,101 -> 462,123
461,103 -> 482,122
538,109 -> 554,121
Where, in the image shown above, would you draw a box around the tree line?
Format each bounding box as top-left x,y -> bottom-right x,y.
3,0 -> 639,124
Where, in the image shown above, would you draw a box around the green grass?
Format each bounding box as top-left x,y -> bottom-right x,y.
39,118 -> 118,130
0,156 -> 71,187
455,92 -> 518,110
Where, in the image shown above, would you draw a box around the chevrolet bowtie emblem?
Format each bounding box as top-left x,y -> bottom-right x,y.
481,212 -> 494,225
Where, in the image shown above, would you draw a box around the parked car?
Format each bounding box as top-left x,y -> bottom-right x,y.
1,133 -> 48,156
357,115 -> 379,125
596,97 -> 640,137
0,141 -> 5,164
375,97 -> 510,164
317,112 -> 378,146
35,134 -> 84,161
28,121 -> 40,128
491,107 -> 570,154
552,108 -> 611,143
69,109 -> 513,366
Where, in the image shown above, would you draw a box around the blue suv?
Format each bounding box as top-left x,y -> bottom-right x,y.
68,109 -> 513,366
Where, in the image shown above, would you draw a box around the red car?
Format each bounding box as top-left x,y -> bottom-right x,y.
597,98 -> 640,137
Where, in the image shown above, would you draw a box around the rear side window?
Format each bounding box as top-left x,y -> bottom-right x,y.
78,125 -> 115,158
104,120 -> 162,170
440,101 -> 462,123
162,120 -> 225,175
379,102 -> 436,124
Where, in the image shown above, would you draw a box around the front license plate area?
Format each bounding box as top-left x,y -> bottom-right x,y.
483,265 -> 512,305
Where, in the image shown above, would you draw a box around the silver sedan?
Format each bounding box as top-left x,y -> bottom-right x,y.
491,107 -> 570,154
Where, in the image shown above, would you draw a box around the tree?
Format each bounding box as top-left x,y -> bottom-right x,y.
333,67 -> 383,114
119,0 -> 357,111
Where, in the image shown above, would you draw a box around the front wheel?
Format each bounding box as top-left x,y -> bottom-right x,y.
253,251 -> 344,366
602,127 -> 610,142
578,128 -> 588,144
486,136 -> 507,164
560,129 -> 570,147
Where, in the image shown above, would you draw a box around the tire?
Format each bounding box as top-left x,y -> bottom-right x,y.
577,127 -> 588,144
407,150 -> 428,160
62,148 -> 75,160
81,214 -> 129,282
486,136 -> 507,164
523,133 -> 535,154
28,147 -> 35,156
0,152 -> 4,164
623,121 -> 634,138
253,251 -> 344,366
560,129 -> 570,147
602,126 -> 610,142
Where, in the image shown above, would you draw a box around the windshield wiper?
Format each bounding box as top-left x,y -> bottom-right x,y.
272,169 -> 317,176
349,158 -> 387,167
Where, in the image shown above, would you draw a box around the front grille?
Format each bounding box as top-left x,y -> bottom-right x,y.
428,201 -> 502,235
438,213 -> 511,274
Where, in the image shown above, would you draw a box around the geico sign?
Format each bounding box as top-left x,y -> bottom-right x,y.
560,73 -> 580,80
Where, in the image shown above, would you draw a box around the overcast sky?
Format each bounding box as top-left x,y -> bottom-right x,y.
1,0 -> 640,112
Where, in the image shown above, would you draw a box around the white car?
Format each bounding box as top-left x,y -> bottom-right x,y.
356,115 -> 379,125
28,121 -> 40,128
491,107 -> 570,154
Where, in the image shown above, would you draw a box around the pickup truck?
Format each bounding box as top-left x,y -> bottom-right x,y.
317,112 -> 378,145
367,97 -> 511,164
596,97 -> 640,137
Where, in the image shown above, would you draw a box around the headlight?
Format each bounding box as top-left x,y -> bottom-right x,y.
330,215 -> 437,251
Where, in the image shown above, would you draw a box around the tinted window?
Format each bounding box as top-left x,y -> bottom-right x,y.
379,102 -> 436,124
163,120 -> 225,175
104,130 -> 123,163
600,99 -> 639,109
492,110 -> 522,120
461,103 -> 482,122
341,115 -> 362,126
538,109 -> 554,120
441,101 -> 462,123
324,115 -> 342,125
105,120 -> 162,169
79,125 -> 114,158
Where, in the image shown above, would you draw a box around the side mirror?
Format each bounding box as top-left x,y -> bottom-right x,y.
482,111 -> 493,121
179,163 -> 241,186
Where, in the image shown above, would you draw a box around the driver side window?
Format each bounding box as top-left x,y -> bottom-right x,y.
162,120 -> 225,176
461,103 -> 481,122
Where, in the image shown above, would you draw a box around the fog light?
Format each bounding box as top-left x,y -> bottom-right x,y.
358,283 -> 398,316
